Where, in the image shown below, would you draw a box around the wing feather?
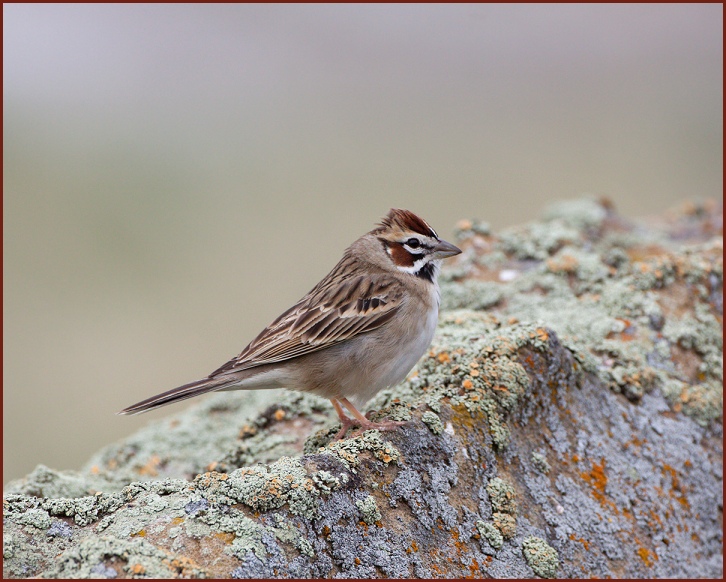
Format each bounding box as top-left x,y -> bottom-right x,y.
209,273 -> 404,377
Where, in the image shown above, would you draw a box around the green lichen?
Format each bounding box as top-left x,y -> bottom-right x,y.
492,512 -> 516,539
302,425 -> 339,455
322,430 -> 400,471
356,495 -> 381,525
3,464 -> 104,499
483,477 -> 519,540
46,535 -> 204,578
421,411 -> 444,435
522,536 -> 559,578
440,280 -> 504,311
531,452 -> 551,474
4,490 -> 127,528
431,197 -> 722,423
221,514 -> 267,560
499,221 -> 583,261
476,520 -> 503,550
371,310 -> 554,452
312,470 -> 347,493
271,514 -> 314,558
6,507 -> 52,530
194,457 -> 323,519
453,218 -> 492,239
660,379 -> 723,427
542,197 -> 608,231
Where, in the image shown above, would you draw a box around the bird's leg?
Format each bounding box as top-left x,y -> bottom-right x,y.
339,397 -> 407,435
330,398 -> 359,440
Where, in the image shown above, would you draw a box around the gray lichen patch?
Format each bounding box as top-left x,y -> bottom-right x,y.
370,313 -> 559,452
321,430 -> 400,470
531,452 -> 551,474
194,456 -> 325,519
476,520 -> 503,550
355,495 -> 381,525
3,464 -> 109,499
421,411 -> 444,435
438,196 -> 723,422
486,477 -> 517,515
46,535 -> 205,579
522,536 -> 559,578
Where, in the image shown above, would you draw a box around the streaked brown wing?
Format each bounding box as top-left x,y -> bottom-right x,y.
209,274 -> 404,377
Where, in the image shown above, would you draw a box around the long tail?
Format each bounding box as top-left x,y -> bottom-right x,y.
118,377 -> 227,415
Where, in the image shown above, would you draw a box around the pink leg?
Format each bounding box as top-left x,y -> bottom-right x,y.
330,398 -> 359,440
339,397 -> 407,436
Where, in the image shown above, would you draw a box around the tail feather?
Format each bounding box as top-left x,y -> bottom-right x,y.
118,378 -> 225,415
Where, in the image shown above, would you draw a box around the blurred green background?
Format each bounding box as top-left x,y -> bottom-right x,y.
3,4 -> 722,485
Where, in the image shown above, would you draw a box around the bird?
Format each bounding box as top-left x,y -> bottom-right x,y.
119,209 -> 461,439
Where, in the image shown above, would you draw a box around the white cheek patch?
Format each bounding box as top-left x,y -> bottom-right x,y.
396,256 -> 429,274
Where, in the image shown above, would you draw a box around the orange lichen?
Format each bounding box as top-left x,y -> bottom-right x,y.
637,546 -> 658,567
437,352 -> 451,364
130,564 -> 146,575
164,556 -> 201,577
569,533 -> 591,550
580,459 -> 615,510
137,455 -> 161,477
214,532 -> 235,544
273,408 -> 286,421
547,254 -> 579,273
239,424 -> 257,438
406,540 -> 420,554
462,379 -> 474,390
662,464 -> 690,510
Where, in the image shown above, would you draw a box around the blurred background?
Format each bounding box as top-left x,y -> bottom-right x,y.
3,4 -> 722,485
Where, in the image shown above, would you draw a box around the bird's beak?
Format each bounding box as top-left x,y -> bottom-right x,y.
432,239 -> 462,259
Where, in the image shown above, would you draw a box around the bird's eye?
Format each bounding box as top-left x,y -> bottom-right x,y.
406,238 -> 421,249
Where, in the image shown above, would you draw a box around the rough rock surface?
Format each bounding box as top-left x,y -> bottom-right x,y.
4,197 -> 722,579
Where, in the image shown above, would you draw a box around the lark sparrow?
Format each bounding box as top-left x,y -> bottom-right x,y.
119,209 -> 461,439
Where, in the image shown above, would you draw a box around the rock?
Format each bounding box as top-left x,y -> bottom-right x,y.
3,197 -> 722,578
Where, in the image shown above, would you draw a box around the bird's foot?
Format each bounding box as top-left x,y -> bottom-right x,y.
332,416 -> 360,441
330,397 -> 407,440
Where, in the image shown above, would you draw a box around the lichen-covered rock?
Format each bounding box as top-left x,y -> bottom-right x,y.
4,197 -> 722,578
